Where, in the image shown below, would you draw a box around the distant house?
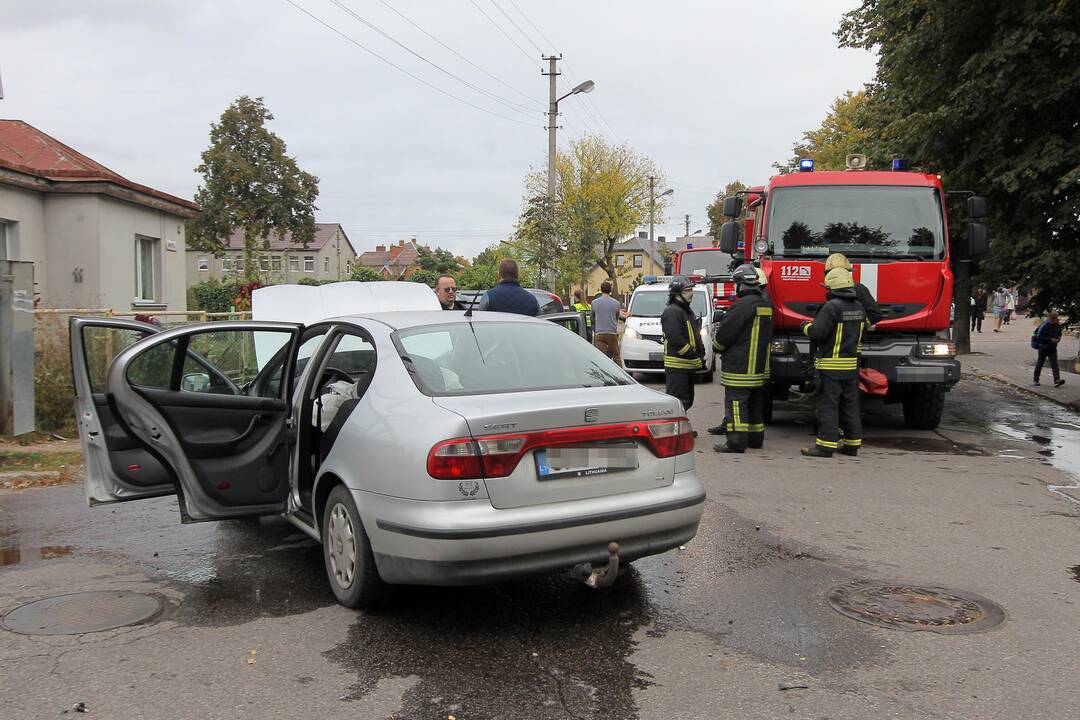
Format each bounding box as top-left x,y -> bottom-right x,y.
186,223 -> 357,286
0,119 -> 199,311
572,232 -> 670,301
357,239 -> 424,279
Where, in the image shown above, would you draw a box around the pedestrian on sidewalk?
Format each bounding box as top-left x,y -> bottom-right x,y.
1032,312 -> 1066,387
592,280 -> 627,365
1004,289 -> 1016,325
991,288 -> 1007,332
971,288 -> 987,333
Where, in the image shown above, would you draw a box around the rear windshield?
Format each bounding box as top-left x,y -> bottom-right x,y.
395,321 -> 633,396
629,291 -> 709,319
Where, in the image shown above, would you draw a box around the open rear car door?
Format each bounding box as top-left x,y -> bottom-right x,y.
543,310 -> 590,339
72,318 -> 305,522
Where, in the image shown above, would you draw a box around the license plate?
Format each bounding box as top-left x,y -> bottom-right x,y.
535,443 -> 639,480
649,352 -> 664,362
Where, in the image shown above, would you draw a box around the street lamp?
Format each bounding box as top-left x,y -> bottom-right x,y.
648,179 -> 673,268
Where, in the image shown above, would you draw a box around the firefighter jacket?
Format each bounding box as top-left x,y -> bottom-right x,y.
712,287 -> 773,387
572,302 -> 593,328
661,296 -> 705,372
855,282 -> 884,325
801,288 -> 866,378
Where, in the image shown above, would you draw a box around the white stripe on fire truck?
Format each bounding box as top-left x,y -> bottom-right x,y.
858,264 -> 878,296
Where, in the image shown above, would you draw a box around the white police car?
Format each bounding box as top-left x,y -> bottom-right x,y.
620,278 -> 717,383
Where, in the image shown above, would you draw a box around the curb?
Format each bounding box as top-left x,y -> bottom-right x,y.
964,369 -> 1080,413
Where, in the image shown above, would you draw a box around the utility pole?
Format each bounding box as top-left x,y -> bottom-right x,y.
684,214 -> 691,237
648,175 -> 655,265
543,55 -> 561,291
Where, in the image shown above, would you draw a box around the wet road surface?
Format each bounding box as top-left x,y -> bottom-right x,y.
2,375 -> 1079,719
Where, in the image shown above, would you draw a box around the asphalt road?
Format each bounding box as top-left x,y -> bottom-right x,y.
1,376 -> 1079,719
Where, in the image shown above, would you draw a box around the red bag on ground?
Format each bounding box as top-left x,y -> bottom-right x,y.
859,367 -> 889,396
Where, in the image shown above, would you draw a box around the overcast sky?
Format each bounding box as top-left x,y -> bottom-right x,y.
1,0 -> 877,258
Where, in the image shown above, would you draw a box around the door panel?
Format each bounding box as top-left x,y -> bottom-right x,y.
70,317 -> 174,505
544,311 -> 590,339
109,322 -> 303,522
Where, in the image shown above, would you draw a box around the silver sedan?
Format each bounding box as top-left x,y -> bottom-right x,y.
70,310 -> 705,608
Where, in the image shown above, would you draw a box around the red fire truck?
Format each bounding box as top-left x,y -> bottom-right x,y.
671,246 -> 737,310
716,157 -> 988,429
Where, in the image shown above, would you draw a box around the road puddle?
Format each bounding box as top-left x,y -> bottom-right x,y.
0,545 -> 75,566
863,436 -> 984,454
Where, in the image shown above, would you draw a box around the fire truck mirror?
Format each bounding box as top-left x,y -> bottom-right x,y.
719,221 -> 740,254
722,196 -> 743,218
967,223 -> 989,258
966,195 -> 988,219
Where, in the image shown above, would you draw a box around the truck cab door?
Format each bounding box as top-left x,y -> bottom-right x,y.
70,317 -> 173,505
105,321 -> 304,522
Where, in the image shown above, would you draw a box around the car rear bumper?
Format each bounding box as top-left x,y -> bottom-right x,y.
357,470 -> 705,585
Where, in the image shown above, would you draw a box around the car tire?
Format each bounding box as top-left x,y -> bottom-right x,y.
321,484 -> 390,609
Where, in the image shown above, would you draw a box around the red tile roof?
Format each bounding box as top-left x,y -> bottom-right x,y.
0,119 -> 199,214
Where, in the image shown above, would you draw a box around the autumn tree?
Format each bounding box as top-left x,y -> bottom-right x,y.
188,96 -> 319,281
773,90 -> 871,173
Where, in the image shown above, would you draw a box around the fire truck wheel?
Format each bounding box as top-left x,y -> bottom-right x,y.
902,385 -> 945,430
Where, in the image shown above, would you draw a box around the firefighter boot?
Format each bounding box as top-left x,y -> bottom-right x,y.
839,445 -> 859,457
800,446 -> 833,458
714,442 -> 745,454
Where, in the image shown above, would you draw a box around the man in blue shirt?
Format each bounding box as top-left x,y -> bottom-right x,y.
478,260 -> 540,316
1033,311 -> 1065,387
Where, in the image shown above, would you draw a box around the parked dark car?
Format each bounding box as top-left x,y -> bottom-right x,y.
457,288 -> 565,315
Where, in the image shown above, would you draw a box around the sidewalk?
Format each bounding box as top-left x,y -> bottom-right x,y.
962,315 -> 1080,411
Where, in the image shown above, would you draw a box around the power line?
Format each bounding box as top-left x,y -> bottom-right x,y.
375,0 -> 543,109
466,0 -> 540,68
505,0 -> 558,50
326,0 -> 539,116
283,0 -> 540,126
488,0 -> 543,54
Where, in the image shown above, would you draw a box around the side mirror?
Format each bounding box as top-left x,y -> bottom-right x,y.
968,223 -> 989,258
181,372 -> 211,393
967,196 -> 988,219
719,221 -> 740,254
722,196 -> 743,218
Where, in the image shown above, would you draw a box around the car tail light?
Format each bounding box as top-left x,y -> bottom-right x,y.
646,419 -> 695,457
427,418 -> 694,480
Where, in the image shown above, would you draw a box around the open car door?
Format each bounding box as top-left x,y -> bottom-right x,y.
543,310 -> 590,339
102,321 -> 304,522
71,317 -> 173,505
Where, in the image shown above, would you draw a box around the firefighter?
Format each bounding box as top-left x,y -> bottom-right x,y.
710,264 -> 773,453
661,276 -> 705,411
571,289 -> 593,341
801,267 -> 866,457
825,253 -> 883,325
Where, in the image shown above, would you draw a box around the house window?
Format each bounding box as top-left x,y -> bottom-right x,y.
134,236 -> 159,303
633,254 -> 643,268
271,255 -> 282,271
259,256 -> 270,271
304,255 -> 315,272
221,257 -> 232,271
197,256 -> 209,272
324,256 -> 330,273
288,255 -> 299,272
615,255 -> 626,267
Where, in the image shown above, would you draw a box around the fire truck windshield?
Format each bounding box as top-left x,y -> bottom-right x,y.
678,249 -> 730,276
765,186 -> 945,261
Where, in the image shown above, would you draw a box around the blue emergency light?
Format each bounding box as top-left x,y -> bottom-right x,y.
892,158 -> 909,172
686,243 -> 693,249
798,158 -> 814,172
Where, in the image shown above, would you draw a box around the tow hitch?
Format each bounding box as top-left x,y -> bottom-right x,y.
572,542 -> 621,589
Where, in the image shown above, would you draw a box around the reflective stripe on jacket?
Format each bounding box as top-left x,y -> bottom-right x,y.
661,297 -> 704,371
712,288 -> 773,387
801,292 -> 865,378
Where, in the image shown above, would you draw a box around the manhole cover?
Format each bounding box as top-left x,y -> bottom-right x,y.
2,591 -> 163,635
827,581 -> 1004,634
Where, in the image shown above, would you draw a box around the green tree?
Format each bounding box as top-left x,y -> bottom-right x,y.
706,180 -> 748,239
555,135 -> 666,295
773,90 -> 871,173
349,265 -> 384,282
415,246 -> 462,275
512,193 -> 563,288
457,244 -> 517,289
408,269 -> 440,287
837,0 -> 1080,354
188,96 -> 320,281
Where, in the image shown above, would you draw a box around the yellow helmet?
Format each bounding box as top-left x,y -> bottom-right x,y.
823,267 -> 854,290
825,253 -> 852,272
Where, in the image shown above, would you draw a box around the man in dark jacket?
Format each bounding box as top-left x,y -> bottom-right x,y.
435,275 -> 466,310
1033,311 -> 1066,387
825,253 -> 883,325
478,260 -> 540,316
971,288 -> 988,333
711,264 -> 773,453
661,276 -> 705,411
801,267 -> 866,458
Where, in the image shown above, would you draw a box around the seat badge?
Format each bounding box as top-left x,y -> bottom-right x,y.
584,407 -> 599,423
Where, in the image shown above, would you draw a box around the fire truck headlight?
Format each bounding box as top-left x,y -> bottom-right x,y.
918,341 -> 956,357
771,339 -> 794,354
753,239 -> 769,254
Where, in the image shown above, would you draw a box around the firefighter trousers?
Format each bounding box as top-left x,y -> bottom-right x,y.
724,385 -> 765,450
665,370 -> 696,412
815,374 -> 861,453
